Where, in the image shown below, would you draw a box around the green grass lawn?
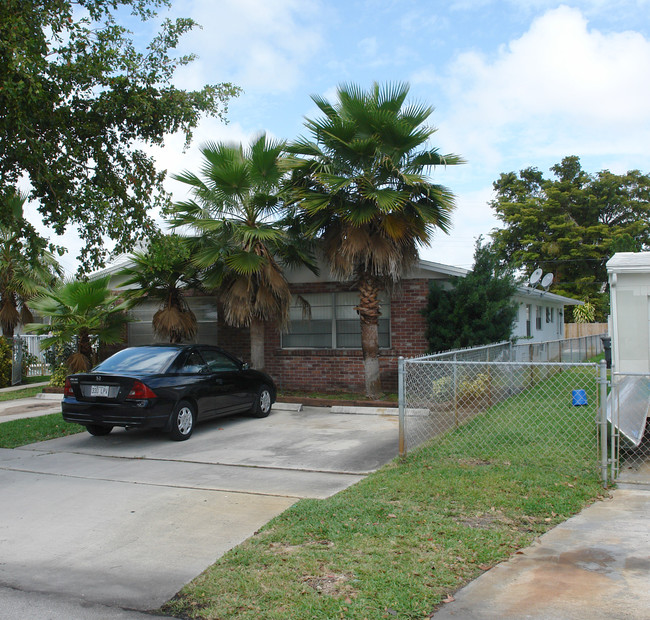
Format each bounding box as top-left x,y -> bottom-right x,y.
161,367 -> 606,620
0,386 -> 45,402
0,413 -> 84,448
0,383 -> 83,447
23,375 -> 51,384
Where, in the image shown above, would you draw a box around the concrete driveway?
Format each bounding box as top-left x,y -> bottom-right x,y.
0,406 -> 398,615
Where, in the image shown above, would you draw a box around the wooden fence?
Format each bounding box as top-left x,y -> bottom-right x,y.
564,323 -> 608,339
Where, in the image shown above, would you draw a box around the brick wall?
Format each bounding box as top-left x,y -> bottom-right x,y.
218,278 -> 434,394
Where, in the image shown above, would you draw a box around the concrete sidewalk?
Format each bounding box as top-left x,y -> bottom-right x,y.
0,391 -> 62,423
2,389 -> 649,619
432,487 -> 650,619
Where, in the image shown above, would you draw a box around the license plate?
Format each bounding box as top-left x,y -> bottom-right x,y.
90,385 -> 110,398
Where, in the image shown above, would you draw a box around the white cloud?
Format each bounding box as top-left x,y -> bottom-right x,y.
440,6 -> 650,161
174,0 -> 325,93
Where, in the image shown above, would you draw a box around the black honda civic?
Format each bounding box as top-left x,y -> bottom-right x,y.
62,344 -> 276,441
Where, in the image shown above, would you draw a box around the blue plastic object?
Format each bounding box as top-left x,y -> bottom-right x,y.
572,389 -> 588,406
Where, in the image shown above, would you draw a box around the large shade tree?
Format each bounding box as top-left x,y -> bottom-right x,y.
27,276 -> 129,372
286,82 -> 464,398
119,234 -> 202,343
490,156 -> 650,321
169,134 -> 316,369
0,0 -> 240,271
0,191 -> 61,337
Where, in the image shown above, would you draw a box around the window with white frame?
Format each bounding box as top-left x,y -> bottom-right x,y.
282,292 -> 391,349
536,305 -> 543,330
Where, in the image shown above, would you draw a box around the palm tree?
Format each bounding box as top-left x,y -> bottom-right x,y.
27,276 -> 129,372
118,234 -> 201,343
286,82 -> 464,398
169,133 -> 315,369
0,191 -> 61,337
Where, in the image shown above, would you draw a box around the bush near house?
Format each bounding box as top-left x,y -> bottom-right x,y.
0,337 -> 11,387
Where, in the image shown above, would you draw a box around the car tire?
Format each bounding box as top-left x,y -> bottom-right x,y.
86,424 -> 113,436
251,385 -> 272,418
170,400 -> 195,441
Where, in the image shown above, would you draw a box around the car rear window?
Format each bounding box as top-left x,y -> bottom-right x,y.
93,347 -> 180,374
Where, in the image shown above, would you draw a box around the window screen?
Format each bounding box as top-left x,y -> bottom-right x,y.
283,293 -> 333,348
283,292 -> 390,349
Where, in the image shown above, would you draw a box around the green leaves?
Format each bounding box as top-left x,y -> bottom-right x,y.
287,81 -> 464,283
0,0 -> 241,272
169,133 -> 316,330
490,156 -> 650,320
423,240 -> 518,352
27,276 -> 129,369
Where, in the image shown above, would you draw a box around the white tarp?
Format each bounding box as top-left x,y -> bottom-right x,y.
608,375 -> 650,447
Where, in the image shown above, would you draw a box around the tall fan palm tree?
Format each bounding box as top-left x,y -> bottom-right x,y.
169,133 -> 315,369
118,234 -> 202,343
287,82 -> 464,398
0,191 -> 62,337
27,276 -> 129,372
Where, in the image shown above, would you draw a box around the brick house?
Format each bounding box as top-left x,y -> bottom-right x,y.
100,256 -> 464,393
215,259 -> 466,393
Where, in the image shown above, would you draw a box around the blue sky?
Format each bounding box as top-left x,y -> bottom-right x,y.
49,0 -> 650,273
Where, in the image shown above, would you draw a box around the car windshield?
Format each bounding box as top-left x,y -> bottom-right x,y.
93,347 -> 180,374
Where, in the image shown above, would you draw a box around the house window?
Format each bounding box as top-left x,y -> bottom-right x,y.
546,307 -> 554,324
536,305 -> 542,330
127,296 -> 219,346
282,292 -> 391,349
526,304 -> 531,338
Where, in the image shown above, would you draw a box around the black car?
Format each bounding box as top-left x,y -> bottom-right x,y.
62,344 -> 276,441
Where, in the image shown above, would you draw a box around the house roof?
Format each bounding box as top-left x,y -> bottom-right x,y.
412,259 -> 581,306
606,252 -> 650,274
513,286 -> 583,306
283,256 -> 469,284
93,251 -> 581,306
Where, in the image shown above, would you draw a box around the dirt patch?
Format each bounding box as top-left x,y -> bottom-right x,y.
301,573 -> 353,597
457,509 -> 514,530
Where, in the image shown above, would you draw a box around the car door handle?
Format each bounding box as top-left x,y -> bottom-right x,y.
214,378 -> 223,385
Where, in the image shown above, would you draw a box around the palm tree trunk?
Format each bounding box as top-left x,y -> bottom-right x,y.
250,317 -> 265,370
357,277 -> 382,399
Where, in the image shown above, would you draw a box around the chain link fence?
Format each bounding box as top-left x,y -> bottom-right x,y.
419,333 -> 606,364
608,372 -> 650,485
398,357 -> 610,483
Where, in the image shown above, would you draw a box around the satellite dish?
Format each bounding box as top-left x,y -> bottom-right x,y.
541,273 -> 554,290
529,268 -> 543,287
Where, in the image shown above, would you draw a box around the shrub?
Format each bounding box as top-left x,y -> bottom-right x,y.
0,338 -> 12,388
49,365 -> 70,388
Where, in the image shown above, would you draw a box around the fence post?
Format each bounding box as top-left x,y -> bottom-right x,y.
398,357 -> 406,459
598,360 -> 609,487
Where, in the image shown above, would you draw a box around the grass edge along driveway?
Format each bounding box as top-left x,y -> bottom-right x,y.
161,368 -> 607,620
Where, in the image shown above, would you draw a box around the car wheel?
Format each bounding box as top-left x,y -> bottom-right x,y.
170,400 -> 195,441
86,424 -> 113,436
251,385 -> 272,418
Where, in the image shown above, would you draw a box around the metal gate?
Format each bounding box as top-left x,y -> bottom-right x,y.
11,337 -> 22,385
607,372 -> 650,486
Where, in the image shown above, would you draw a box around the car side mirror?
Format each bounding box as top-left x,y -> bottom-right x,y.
242,362 -> 249,370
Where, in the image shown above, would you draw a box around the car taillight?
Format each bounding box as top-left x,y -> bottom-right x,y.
127,380 -> 157,399
64,377 -> 74,398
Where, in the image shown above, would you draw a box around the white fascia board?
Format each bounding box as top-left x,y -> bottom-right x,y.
514,286 -> 583,305
606,252 -> 650,274
411,259 -> 469,278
